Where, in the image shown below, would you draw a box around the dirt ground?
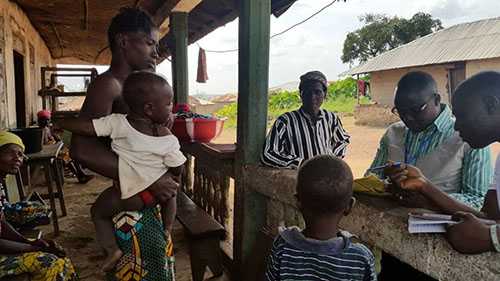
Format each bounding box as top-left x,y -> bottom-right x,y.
35,116 -> 499,280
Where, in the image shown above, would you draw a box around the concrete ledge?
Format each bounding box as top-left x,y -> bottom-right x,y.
341,195 -> 500,281
245,165 -> 500,281
244,165 -> 296,206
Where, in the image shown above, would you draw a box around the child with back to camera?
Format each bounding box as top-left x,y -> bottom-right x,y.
265,155 -> 376,281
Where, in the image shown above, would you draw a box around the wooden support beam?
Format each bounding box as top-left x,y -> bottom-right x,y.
170,12 -> 189,104
81,0 -> 88,30
152,0 -> 181,26
233,0 -> 271,279
236,0 -> 270,165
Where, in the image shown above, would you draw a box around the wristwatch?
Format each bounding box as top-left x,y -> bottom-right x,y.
490,225 -> 500,252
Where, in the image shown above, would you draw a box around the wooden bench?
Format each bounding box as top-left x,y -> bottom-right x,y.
176,191 -> 226,281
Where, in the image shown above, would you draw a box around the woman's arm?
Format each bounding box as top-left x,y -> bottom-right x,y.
0,219 -> 42,254
0,239 -> 41,254
1,220 -> 30,243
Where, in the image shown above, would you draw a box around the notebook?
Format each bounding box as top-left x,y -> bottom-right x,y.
408,213 -> 495,234
408,214 -> 455,233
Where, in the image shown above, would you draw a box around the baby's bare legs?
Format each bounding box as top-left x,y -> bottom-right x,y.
90,187 -> 144,271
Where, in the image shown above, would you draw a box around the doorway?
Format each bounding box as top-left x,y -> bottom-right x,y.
13,50 -> 26,128
448,62 -> 465,103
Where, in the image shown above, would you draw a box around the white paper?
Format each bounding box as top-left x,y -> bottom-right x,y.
407,215 -> 456,234
408,223 -> 447,233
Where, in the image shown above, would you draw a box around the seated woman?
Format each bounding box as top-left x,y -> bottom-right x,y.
0,131 -> 78,281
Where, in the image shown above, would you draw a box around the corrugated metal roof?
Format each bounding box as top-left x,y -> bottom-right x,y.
344,17 -> 500,75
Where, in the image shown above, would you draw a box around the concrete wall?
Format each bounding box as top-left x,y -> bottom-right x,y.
370,65 -> 450,106
243,165 -> 500,281
466,57 -> 500,77
0,0 -> 53,129
370,57 -> 500,107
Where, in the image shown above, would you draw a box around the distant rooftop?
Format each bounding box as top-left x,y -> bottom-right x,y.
344,17 -> 500,75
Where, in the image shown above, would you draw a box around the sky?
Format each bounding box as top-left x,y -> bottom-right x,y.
63,0 -> 500,96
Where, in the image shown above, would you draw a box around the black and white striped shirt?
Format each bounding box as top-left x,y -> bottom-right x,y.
262,108 -> 350,168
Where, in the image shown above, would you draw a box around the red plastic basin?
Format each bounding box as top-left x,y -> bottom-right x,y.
172,118 -> 224,143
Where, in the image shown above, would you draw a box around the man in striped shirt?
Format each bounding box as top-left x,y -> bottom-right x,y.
367,71 -> 492,210
262,71 -> 350,169
265,155 -> 376,281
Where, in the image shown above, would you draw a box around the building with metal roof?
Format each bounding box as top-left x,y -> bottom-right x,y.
344,17 -> 500,105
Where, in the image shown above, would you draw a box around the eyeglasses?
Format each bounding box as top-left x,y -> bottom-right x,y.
391,94 -> 437,117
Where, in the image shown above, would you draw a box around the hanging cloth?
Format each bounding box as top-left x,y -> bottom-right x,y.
196,48 -> 208,83
357,80 -> 366,96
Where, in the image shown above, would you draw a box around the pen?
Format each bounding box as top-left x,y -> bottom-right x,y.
367,162 -> 402,172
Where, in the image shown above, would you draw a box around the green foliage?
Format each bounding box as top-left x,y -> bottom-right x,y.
215,77 -> 371,128
342,12 -> 443,64
215,102 -> 238,128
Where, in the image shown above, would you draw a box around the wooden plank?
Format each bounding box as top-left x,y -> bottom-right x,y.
233,0 -> 271,278
177,192 -> 225,239
236,0 -> 270,165
26,142 -> 63,161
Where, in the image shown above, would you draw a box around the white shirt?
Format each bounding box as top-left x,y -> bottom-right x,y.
93,114 -> 186,199
490,153 -> 500,209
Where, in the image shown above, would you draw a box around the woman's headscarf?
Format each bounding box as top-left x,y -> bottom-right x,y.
0,131 -> 25,152
37,110 -> 52,119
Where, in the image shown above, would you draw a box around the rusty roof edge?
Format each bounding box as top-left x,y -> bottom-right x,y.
157,0 -> 298,61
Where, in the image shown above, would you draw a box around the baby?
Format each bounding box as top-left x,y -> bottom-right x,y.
59,71 -> 185,271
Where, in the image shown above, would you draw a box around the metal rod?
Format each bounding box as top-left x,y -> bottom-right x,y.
50,74 -> 93,77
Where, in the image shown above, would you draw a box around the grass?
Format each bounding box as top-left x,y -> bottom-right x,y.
215,77 -> 372,128
216,96 -> 371,128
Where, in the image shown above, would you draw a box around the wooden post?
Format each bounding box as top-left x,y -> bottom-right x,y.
170,12 -> 189,104
356,74 -> 360,105
234,0 -> 271,278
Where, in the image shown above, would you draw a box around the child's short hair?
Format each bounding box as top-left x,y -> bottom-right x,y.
122,71 -> 171,113
297,155 -> 353,215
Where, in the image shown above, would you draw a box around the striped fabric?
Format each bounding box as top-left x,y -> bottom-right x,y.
262,108 -> 350,168
367,104 -> 492,209
265,228 -> 376,281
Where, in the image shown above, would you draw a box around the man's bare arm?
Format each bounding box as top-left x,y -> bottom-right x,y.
58,119 -> 96,137
70,74 -> 120,179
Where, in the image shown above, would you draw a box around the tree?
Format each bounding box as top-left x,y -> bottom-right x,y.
342,13 -> 443,65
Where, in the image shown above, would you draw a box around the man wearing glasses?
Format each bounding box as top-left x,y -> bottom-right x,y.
367,71 -> 492,210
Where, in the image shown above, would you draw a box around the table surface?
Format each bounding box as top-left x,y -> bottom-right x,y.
181,142 -> 236,160
26,142 -> 63,161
